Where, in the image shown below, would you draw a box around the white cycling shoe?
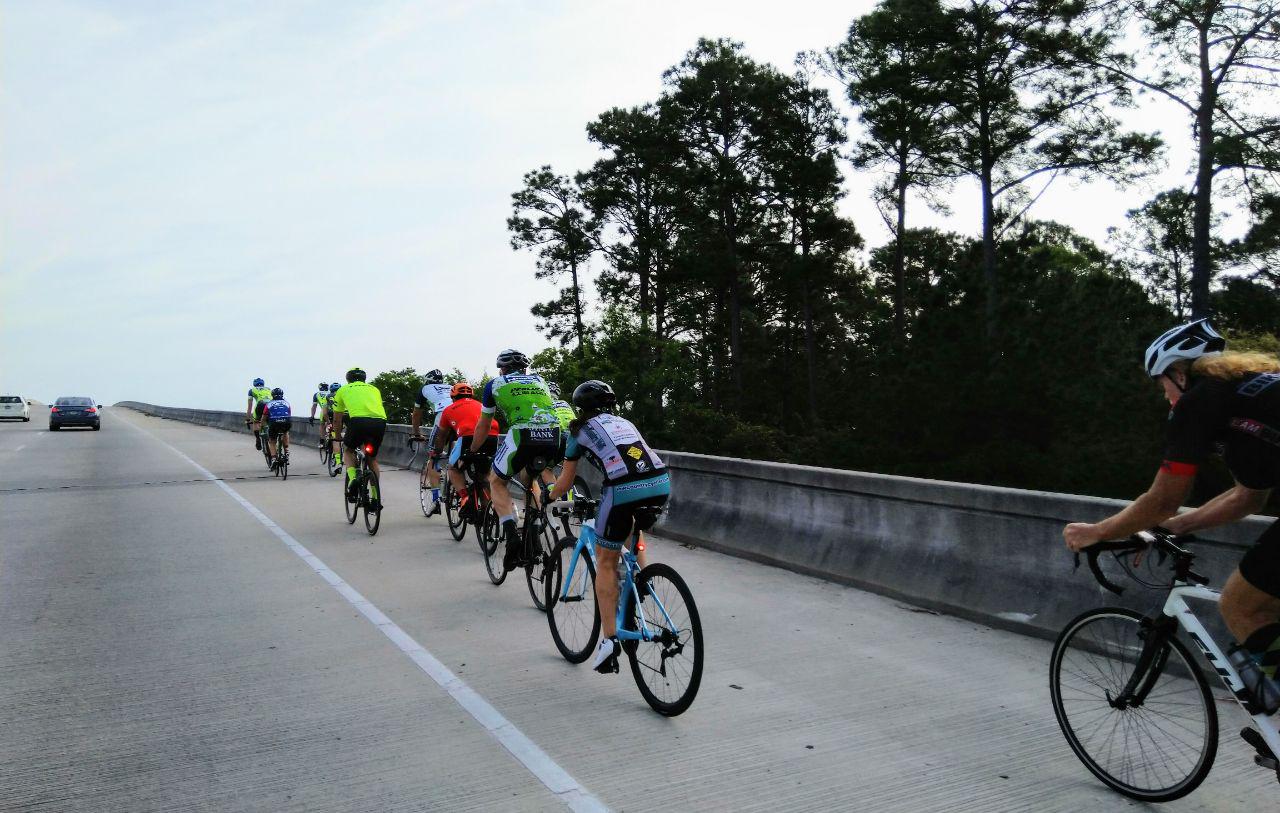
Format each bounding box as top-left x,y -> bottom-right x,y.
592,637 -> 620,674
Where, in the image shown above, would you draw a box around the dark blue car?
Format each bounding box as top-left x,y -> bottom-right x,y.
50,396 -> 101,431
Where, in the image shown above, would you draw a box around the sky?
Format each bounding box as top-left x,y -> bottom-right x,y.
1,0 -> 1211,409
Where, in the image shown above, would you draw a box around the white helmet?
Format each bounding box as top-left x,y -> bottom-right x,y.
1144,319 -> 1225,377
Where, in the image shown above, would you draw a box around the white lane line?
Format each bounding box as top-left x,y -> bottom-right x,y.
14,445 -> 24,452
119,413 -> 608,813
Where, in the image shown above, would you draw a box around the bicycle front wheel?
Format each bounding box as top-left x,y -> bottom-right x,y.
364,470 -> 381,535
623,563 -> 704,716
524,514 -> 557,611
444,479 -> 467,541
1050,607 -> 1217,802
546,539 -> 599,663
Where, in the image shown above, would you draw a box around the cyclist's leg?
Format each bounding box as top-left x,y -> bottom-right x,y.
1225,519 -> 1280,678
489,430 -> 519,523
447,437 -> 468,494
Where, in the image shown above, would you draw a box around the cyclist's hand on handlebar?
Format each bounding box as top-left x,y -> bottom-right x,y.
1063,522 -> 1103,552
309,417 -> 315,425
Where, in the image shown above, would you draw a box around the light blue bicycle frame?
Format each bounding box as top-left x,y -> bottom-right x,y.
557,518 -> 681,644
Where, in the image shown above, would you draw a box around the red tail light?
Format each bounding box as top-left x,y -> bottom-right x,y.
363,444 -> 374,455
50,407 -> 58,413
86,407 -> 97,414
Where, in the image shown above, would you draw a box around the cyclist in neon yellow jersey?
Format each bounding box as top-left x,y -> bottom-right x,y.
327,382 -> 344,466
469,349 -> 560,571
331,368 -> 387,508
246,377 -> 271,451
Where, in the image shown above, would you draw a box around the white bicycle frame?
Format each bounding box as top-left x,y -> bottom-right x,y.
1165,581 -> 1280,759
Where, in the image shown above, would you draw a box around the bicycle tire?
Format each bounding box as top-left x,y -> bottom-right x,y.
364,470 -> 381,535
478,494 -> 499,556
444,478 -> 467,541
621,563 -> 704,716
319,436 -> 329,465
546,539 -> 599,663
482,505 -> 506,585
328,443 -> 342,477
524,511 -> 557,611
419,468 -> 433,518
344,472 -> 358,525
280,450 -> 288,480
1050,607 -> 1217,802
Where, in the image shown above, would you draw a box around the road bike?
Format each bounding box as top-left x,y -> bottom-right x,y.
342,441 -> 381,536
544,498 -> 704,716
1051,529 -> 1280,802
481,452 -> 558,609
319,420 -> 341,477
408,437 -> 441,518
268,428 -> 289,480
442,451 -> 490,544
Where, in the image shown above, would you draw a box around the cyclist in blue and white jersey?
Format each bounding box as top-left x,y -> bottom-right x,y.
546,379 -> 670,673
263,387 -> 292,468
411,369 -> 454,516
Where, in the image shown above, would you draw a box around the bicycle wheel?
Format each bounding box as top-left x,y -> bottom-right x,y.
344,477 -> 358,524
280,449 -> 288,480
364,470 -> 381,535
622,563 -> 704,716
319,436 -> 329,464
261,432 -> 273,468
525,512 -> 557,611
328,444 -> 342,477
419,467 -> 433,518
482,505 -> 506,585
477,492 -> 498,556
1050,607 -> 1217,802
546,539 -> 599,663
445,478 -> 467,541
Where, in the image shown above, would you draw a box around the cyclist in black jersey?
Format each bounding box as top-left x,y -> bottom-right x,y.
1064,319 -> 1280,709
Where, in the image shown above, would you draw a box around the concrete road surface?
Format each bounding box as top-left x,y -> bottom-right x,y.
1,408 -> 1275,811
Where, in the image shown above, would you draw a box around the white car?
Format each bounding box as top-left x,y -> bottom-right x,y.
0,395 -> 31,421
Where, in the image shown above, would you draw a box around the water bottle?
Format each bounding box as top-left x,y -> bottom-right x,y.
1229,645 -> 1280,715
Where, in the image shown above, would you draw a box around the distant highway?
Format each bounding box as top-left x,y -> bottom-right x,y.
0,407 -> 1270,811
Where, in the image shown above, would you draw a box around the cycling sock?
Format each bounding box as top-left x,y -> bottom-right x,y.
371,483 -> 379,501
346,467 -> 356,483
432,488 -> 439,502
1244,622 -> 1280,680
500,513 -> 516,526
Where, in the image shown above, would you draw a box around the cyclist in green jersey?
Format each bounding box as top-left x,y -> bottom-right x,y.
246,377 -> 271,451
331,368 -> 388,507
470,349 -> 560,570
327,382 -> 344,466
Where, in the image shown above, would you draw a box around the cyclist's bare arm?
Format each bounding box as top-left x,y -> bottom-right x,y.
1164,483 -> 1271,535
547,459 -> 577,500
411,406 -> 423,437
470,414 -> 494,453
1065,470 -> 1194,551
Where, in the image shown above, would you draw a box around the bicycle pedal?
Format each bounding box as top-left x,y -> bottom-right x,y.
1241,727 -> 1279,767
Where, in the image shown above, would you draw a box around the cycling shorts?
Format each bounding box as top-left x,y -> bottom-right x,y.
450,434 -> 498,468
1239,519 -> 1280,598
343,417 -> 387,455
253,402 -> 267,420
267,419 -> 292,438
595,472 -> 671,549
492,426 -> 561,481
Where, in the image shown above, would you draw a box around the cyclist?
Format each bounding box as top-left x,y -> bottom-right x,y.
1064,319 -> 1280,711
327,382 -> 344,466
331,368 -> 388,508
469,349 -> 560,571
436,382 -> 500,519
546,379 -> 670,673
411,369 -> 454,516
309,382 -> 330,438
263,387 -> 292,468
246,377 -> 271,451
541,381 -> 578,533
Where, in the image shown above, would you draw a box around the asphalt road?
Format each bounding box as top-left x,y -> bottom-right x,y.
1,407 -> 1275,811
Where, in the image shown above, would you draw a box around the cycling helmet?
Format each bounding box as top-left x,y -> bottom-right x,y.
253,378 -> 265,387
572,380 -> 617,413
346,367 -> 366,383
496,348 -> 529,372
451,382 -> 474,399
330,382 -> 342,393
271,387 -> 284,399
1144,319 -> 1225,377
547,381 -> 561,398
424,369 -> 445,384
318,383 -> 328,391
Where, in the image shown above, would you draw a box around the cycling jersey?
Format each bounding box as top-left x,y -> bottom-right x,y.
264,398 -> 292,422
313,390 -> 329,411
1163,372 -> 1280,489
248,386 -> 271,404
332,381 -> 387,420
480,373 -> 557,429
415,383 -> 453,428
566,413 -> 666,486
439,398 -> 499,440
550,399 -> 576,431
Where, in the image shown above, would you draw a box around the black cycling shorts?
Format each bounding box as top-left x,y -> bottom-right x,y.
267,420 -> 292,438
1239,519 -> 1280,598
253,402 -> 267,419
343,417 -> 387,455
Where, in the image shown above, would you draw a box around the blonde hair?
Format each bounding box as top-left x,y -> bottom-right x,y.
1189,351 -> 1280,380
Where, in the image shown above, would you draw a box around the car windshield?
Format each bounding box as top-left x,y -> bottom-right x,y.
55,397 -> 94,406
0,396 -> 20,403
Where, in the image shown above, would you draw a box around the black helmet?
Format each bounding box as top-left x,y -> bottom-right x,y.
424,369 -> 445,384
572,380 -> 616,413
271,387 -> 284,399
496,348 -> 529,372
346,367 -> 367,383
318,382 -> 328,391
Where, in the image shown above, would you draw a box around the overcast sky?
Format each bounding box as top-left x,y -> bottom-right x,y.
1,1 -> 1210,409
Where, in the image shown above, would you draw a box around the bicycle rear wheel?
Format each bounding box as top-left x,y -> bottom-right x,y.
328,443 -> 342,477
622,563 -> 704,716
1050,607 -> 1217,802
524,513 -> 557,611
482,505 -> 506,585
546,539 -> 599,663
477,492 -> 498,556
364,470 -> 381,535
280,449 -> 288,480
344,472 -> 358,524
444,478 -> 467,541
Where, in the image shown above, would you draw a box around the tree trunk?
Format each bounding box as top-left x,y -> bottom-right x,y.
569,256 -> 585,356
1190,22 -> 1216,320
980,162 -> 998,343
799,215 -> 819,425
893,152 -> 908,342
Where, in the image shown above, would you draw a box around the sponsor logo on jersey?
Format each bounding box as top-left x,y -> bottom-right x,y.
626,446 -> 643,460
